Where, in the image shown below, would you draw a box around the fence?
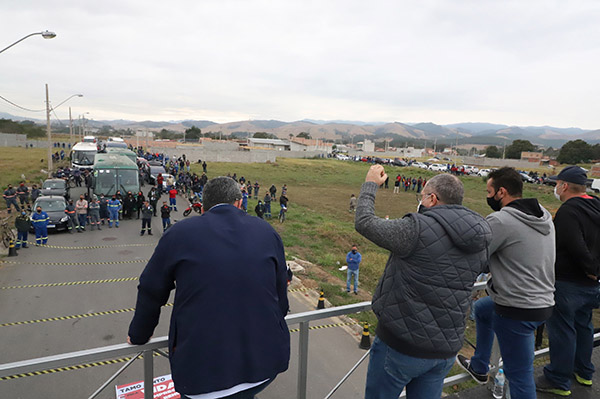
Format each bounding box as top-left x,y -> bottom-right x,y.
1,282 -> 596,398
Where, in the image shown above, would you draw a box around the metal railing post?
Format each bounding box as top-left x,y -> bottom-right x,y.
297,321 -> 309,399
143,349 -> 154,399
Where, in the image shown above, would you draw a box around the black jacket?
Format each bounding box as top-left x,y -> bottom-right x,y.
160,205 -> 171,219
15,215 -> 31,233
554,195 -> 600,286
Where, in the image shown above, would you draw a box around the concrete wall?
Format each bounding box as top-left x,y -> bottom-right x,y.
462,156 -> 543,170
0,132 -> 52,148
148,145 -> 330,164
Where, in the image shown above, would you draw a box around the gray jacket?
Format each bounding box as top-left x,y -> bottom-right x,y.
356,182 -> 492,359
486,201 -> 555,313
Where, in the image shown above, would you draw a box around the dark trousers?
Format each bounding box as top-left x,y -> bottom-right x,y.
544,280 -> 600,390
184,379 -> 272,399
141,218 -> 151,233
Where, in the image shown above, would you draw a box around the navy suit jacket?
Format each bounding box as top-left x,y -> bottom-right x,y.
128,204 -> 290,395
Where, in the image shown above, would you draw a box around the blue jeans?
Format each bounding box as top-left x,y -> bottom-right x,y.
470,297 -> 544,399
347,269 -> 359,293
162,218 -> 171,231
544,280 -> 600,390
169,197 -> 177,211
365,336 -> 454,399
78,214 -> 86,228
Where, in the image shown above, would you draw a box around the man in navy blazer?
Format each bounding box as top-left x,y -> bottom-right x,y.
128,176 -> 290,399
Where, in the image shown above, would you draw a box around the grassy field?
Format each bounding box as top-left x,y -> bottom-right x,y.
0,149 -> 588,393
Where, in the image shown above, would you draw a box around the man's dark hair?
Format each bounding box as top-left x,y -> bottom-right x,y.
425,173 -> 464,205
488,167 -> 523,197
202,177 -> 242,211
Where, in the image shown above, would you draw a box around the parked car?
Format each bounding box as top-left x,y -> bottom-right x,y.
31,196 -> 69,231
590,179 -> 600,193
41,178 -> 70,200
519,172 -> 536,183
391,159 -> 408,167
464,165 -> 480,175
412,162 -> 428,169
477,169 -> 491,177
148,165 -> 167,185
428,163 -> 446,172
335,154 -> 350,161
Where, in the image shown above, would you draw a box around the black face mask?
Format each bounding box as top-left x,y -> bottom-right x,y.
37,209 -> 42,213
352,250 -> 357,254
487,193 -> 502,212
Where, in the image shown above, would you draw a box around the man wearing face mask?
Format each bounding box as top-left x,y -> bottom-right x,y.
457,167 -> 555,399
536,166 -> 600,396
31,206 -> 49,246
356,165 -> 491,399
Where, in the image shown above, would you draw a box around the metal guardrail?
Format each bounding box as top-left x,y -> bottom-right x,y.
5,280 -> 588,399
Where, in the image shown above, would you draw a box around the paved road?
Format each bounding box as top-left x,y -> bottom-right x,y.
0,191 -> 367,398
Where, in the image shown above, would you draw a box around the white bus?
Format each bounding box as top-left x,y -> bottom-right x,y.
71,142 -> 98,169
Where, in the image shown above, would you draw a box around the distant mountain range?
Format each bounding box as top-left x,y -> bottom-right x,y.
1,111 -> 599,147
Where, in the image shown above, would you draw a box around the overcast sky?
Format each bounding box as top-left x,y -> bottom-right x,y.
1,0 -> 599,129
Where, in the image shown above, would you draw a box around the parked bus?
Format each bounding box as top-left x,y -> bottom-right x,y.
92,154 -> 140,197
105,147 -> 137,164
71,142 -> 98,170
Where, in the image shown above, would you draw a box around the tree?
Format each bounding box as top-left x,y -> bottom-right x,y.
253,132 -> 276,139
505,139 -> 535,159
485,145 -> 501,158
297,132 -> 311,139
557,139 -> 593,164
185,126 -> 202,140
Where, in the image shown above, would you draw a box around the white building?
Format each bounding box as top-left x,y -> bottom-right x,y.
247,138 -> 290,151
357,139 -> 375,152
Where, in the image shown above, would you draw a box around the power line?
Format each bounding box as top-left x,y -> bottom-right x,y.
0,94 -> 45,112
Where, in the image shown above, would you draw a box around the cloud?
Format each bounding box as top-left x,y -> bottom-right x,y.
0,0 -> 599,129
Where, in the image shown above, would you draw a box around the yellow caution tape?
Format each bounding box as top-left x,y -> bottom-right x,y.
23,242 -> 156,250
2,259 -> 147,266
1,277 -> 138,290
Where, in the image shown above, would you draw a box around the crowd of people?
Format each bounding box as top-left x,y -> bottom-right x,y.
355,164 -> 599,399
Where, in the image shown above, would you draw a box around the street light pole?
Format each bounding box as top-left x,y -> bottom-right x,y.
0,30 -> 56,54
46,84 -> 52,176
69,106 -> 73,144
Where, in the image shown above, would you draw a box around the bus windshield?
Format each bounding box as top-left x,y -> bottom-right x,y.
72,150 -> 96,166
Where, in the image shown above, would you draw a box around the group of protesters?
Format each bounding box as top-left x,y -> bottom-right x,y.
391,174 -> 427,193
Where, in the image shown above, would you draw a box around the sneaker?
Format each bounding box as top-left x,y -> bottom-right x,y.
535,375 -> 571,396
456,354 -> 488,385
574,373 -> 592,387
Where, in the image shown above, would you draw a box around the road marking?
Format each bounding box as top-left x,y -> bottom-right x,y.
23,242 -> 156,250
1,259 -> 147,266
288,287 -> 308,293
0,322 -> 360,380
0,304 -> 173,328
0,352 -> 162,381
1,277 -> 139,290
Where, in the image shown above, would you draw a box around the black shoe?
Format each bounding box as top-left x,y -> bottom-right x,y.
148,231 -> 153,235
354,291 -> 358,295
456,354 -> 488,385
140,231 -> 145,236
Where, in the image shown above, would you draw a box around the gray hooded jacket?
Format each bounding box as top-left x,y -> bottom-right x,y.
356,182 -> 492,359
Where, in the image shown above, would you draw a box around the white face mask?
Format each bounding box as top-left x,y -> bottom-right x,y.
553,184 -> 562,201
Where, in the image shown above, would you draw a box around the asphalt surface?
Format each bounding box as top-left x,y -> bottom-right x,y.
0,188 -> 368,399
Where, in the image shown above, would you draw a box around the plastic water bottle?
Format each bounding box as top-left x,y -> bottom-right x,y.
492,369 -> 505,399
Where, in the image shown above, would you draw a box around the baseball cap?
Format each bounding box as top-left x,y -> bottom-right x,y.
551,165 -> 588,185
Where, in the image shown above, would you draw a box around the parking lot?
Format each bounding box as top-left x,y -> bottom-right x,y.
0,188 -> 369,398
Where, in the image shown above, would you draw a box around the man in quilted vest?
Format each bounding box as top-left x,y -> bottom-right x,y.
356,165 -> 492,399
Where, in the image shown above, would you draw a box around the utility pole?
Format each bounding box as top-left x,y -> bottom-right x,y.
69,107 -> 73,144
46,84 -> 52,176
